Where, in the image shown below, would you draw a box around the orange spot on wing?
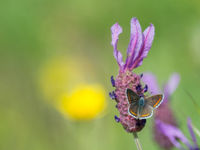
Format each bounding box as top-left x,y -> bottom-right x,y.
141,113 -> 150,117
130,109 -> 137,116
153,97 -> 162,108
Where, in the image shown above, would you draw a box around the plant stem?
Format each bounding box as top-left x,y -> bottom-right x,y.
133,132 -> 143,150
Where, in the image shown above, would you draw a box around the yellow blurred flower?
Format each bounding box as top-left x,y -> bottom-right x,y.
59,84 -> 106,120
38,56 -> 106,120
39,57 -> 81,102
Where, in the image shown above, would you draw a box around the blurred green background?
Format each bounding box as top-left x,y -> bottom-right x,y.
1,0 -> 200,149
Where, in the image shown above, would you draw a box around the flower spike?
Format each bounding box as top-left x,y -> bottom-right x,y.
109,18 -> 156,133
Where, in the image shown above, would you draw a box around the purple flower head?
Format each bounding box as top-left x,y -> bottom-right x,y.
155,120 -> 192,150
110,18 -> 155,133
155,119 -> 199,150
152,74 -> 199,149
142,73 -> 180,149
111,18 -> 155,72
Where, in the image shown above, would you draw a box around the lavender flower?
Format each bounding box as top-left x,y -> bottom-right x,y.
110,18 -> 155,133
142,73 -> 180,149
155,118 -> 199,150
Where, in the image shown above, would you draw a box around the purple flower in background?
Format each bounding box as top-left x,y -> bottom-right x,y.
187,118 -> 199,150
110,18 -> 155,133
142,73 -> 180,149
156,118 -> 199,150
144,73 -> 199,150
155,119 -> 191,149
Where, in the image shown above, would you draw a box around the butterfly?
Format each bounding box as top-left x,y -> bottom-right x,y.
126,88 -> 164,119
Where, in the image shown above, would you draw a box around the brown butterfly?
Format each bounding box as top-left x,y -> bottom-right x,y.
126,88 -> 164,119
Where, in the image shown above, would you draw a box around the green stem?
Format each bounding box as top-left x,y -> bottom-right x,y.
133,132 -> 143,150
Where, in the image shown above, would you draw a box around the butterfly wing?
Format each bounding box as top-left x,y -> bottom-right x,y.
139,103 -> 153,119
128,103 -> 139,118
129,103 -> 153,119
126,89 -> 140,104
145,94 -> 164,109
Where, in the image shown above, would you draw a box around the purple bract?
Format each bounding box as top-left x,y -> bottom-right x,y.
111,18 -> 155,72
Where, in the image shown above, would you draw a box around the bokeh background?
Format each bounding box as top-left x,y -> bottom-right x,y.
1,0 -> 200,149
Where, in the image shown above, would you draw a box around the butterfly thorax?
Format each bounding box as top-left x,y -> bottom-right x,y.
138,97 -> 145,107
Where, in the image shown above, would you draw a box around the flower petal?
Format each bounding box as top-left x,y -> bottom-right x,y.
125,18 -> 143,70
134,24 -> 155,68
164,73 -> 180,96
111,23 -> 124,68
142,73 -> 160,95
156,119 -> 192,150
187,118 -> 198,149
143,24 -> 155,56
